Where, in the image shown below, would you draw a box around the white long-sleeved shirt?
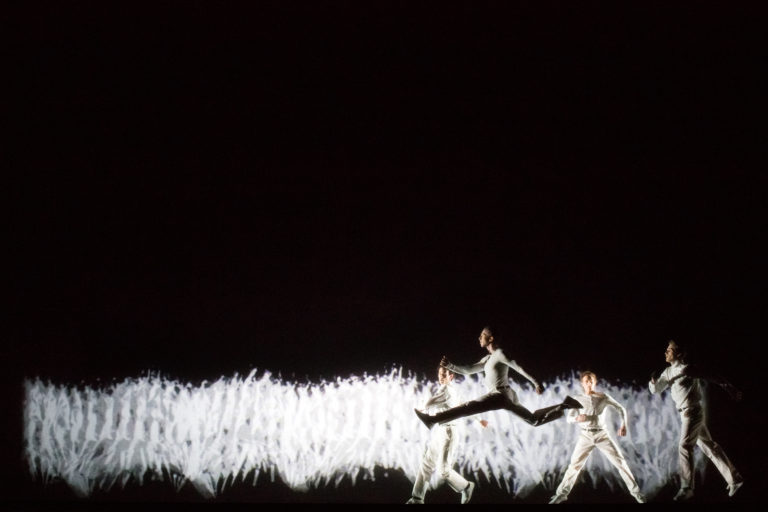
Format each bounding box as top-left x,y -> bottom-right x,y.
567,391 -> 628,432
423,382 -> 461,426
446,347 -> 539,393
648,360 -> 702,410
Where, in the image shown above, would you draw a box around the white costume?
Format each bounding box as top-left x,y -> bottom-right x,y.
448,346 -> 540,393
649,360 -> 741,492
410,381 -> 471,501
551,392 -> 644,503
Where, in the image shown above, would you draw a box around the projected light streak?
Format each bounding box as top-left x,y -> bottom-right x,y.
23,369 -> 703,500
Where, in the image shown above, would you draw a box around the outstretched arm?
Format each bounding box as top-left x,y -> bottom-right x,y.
497,349 -> 543,394
441,354 -> 485,375
684,364 -> 743,401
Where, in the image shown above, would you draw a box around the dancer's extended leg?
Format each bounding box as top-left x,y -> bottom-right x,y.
415,390 -> 580,428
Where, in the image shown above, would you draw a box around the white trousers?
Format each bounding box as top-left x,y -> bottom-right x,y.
411,425 -> 469,499
554,428 -> 643,501
678,406 -> 740,489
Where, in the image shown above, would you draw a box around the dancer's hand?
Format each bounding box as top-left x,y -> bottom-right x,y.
440,355 -> 451,368
723,383 -> 743,402
535,384 -> 543,394
575,414 -> 587,422
479,419 -> 489,428
618,424 -> 627,437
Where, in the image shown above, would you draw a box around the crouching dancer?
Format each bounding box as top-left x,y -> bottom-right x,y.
549,371 -> 645,504
414,327 -> 580,429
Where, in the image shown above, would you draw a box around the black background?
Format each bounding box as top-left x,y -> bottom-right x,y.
6,0 -> 766,506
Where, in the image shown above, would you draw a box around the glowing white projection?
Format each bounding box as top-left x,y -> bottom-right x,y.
23,369 -> 703,500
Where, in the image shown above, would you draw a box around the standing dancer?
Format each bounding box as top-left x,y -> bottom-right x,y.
414,326 -> 580,428
549,371 -> 645,504
407,366 -> 479,504
649,340 -> 743,501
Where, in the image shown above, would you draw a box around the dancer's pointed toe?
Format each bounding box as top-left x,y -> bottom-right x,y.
414,408 -> 436,428
562,396 -> 582,409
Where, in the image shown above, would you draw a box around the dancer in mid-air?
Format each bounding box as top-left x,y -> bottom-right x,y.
649,340 -> 743,502
414,326 -> 580,428
407,366 -> 480,504
549,371 -> 646,504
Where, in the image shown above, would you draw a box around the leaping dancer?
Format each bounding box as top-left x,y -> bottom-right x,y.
414,326 -> 581,429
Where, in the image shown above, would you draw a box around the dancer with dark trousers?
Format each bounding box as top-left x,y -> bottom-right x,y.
415,327 -> 580,428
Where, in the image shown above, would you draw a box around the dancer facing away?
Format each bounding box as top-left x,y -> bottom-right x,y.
549,371 -> 645,504
649,339 -> 743,502
407,366 -> 481,504
414,326 -> 580,429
